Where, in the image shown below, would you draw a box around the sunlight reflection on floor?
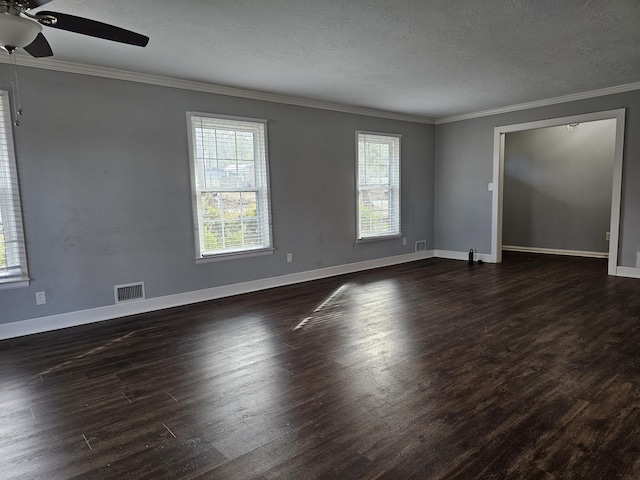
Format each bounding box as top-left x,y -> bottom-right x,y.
292,284 -> 350,331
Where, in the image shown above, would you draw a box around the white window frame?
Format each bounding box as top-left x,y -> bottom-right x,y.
187,112 -> 273,262
0,90 -> 29,288
356,131 -> 402,241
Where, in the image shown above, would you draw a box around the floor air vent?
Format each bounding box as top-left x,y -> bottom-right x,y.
114,282 -> 145,304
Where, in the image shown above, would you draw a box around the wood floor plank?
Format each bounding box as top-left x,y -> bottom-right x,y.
2,252 -> 640,478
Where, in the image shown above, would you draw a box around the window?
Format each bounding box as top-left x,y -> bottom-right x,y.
187,113 -> 272,260
356,131 -> 401,240
0,91 -> 28,286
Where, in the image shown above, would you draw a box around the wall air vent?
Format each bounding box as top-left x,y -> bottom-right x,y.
114,282 -> 145,304
415,240 -> 427,252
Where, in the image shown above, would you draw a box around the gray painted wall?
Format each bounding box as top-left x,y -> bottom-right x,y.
503,120 -> 616,253
435,91 -> 640,267
0,65 -> 434,325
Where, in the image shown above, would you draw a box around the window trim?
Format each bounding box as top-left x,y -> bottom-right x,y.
0,90 -> 29,288
186,112 -> 274,261
355,130 -> 402,242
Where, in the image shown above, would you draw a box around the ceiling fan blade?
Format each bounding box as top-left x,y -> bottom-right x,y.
38,11 -> 149,47
27,0 -> 54,8
23,33 -> 53,57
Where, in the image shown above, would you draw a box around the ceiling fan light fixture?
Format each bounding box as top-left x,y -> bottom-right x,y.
0,13 -> 42,51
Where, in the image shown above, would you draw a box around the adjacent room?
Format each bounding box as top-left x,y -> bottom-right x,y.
1,1 -> 640,478
502,119 -> 616,258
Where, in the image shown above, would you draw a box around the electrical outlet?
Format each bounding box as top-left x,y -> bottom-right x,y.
287,253 -> 293,263
606,232 -> 610,241
402,237 -> 407,245
35,291 -> 46,305
488,183 -> 493,191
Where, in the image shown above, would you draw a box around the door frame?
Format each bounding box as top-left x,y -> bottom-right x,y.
490,108 -> 626,275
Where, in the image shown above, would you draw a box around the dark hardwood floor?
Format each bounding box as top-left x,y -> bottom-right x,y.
2,252 -> 640,479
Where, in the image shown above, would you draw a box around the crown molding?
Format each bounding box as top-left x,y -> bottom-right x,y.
0,55 -> 435,124
435,81 -> 640,124
4,55 -> 638,126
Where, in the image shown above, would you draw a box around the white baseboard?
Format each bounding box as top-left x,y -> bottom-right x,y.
616,266 -> 640,279
0,251 -> 434,340
434,250 -> 493,263
501,245 -> 609,259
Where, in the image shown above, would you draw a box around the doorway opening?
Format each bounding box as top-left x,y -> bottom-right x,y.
490,108 -> 626,275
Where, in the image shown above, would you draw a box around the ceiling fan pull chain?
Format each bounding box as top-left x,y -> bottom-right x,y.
9,54 -> 23,127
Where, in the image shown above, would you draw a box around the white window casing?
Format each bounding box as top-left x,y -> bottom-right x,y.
356,131 -> 401,241
187,113 -> 273,261
0,90 -> 29,287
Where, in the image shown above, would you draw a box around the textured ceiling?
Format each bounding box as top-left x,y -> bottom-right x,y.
18,0 -> 640,119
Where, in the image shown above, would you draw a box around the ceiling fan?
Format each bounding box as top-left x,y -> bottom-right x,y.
0,0 -> 149,57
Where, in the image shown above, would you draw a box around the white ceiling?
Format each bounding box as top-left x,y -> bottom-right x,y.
20,0 -> 640,120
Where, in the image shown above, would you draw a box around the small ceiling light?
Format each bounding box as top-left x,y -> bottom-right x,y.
0,13 -> 42,53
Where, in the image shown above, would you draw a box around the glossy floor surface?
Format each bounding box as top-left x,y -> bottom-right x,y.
2,253 -> 640,479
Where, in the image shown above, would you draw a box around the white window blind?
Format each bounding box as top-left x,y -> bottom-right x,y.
356,131 -> 401,240
188,113 -> 272,258
0,90 -> 28,284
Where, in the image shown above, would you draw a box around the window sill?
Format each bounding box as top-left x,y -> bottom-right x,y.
196,247 -> 274,264
356,234 -> 402,244
0,277 -> 30,290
